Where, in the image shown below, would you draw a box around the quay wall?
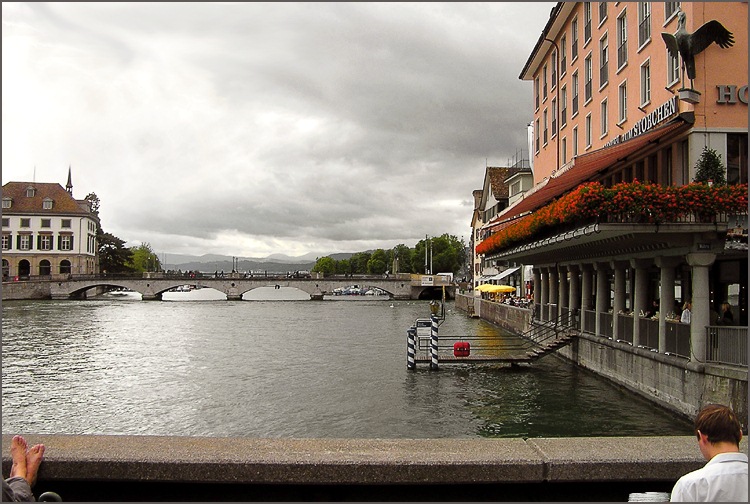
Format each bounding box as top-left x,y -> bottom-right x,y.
1,280 -> 51,300
4,434 -> 746,502
456,293 -> 749,428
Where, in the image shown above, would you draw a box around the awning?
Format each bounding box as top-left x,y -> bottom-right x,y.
488,266 -> 520,281
482,118 -> 692,231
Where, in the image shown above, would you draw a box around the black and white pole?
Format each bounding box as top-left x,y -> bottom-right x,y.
430,313 -> 439,370
407,326 -> 416,370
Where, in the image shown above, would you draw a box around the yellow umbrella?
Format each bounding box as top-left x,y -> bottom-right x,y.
492,285 -> 516,293
476,283 -> 495,292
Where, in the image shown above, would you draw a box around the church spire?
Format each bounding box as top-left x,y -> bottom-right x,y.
66,165 -> 73,194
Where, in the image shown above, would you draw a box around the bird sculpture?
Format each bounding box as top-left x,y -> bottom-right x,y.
661,9 -> 734,90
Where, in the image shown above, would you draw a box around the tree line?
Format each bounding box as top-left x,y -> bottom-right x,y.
311,234 -> 466,276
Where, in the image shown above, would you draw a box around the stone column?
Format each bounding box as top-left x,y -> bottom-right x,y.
558,265 -> 569,315
611,261 -> 628,341
568,265 -> 581,327
532,268 -> 542,308
686,252 -> 716,363
594,262 -> 610,337
581,264 -> 593,331
540,268 -> 549,322
656,256 -> 680,353
548,267 -> 559,321
630,259 -> 652,348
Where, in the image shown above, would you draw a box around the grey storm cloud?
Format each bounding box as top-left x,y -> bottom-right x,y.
2,2 -> 554,257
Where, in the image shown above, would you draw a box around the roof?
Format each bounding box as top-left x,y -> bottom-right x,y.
2,182 -> 95,217
483,118 -> 692,230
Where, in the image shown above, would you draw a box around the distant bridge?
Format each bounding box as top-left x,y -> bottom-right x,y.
46,273 -> 455,301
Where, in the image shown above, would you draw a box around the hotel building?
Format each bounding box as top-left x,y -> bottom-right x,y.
473,2 -> 747,421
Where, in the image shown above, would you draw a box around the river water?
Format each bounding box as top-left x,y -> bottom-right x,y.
2,288 -> 692,438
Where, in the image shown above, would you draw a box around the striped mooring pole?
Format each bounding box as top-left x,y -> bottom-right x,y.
430,313 -> 439,370
407,326 -> 416,370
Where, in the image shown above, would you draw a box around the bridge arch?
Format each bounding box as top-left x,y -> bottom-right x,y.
49,275 -> 423,301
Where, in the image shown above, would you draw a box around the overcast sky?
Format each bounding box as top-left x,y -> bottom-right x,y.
3,2 -> 554,259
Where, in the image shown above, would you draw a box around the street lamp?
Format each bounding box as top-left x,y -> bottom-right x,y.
544,37 -> 561,174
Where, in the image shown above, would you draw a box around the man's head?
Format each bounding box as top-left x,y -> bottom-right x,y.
694,404 -> 743,460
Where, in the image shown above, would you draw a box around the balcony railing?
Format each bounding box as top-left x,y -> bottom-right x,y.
706,326 -> 748,366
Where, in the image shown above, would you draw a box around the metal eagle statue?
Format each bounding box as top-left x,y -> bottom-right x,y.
661,9 -> 734,90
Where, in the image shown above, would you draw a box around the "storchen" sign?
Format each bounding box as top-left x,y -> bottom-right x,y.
604,96 -> 679,147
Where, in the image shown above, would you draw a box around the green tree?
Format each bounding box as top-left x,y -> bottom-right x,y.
349,252 -> 371,274
694,146 -> 727,185
312,256 -> 337,276
392,244 -> 412,273
85,192 -> 101,218
414,234 -> 465,274
127,243 -> 162,272
335,258 -> 351,275
98,231 -> 134,274
367,249 -> 388,275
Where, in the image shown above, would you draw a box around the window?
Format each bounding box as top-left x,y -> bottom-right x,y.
2,218 -> 8,227
599,2 -> 608,25
38,235 -> 52,251
510,181 -> 521,197
573,126 -> 579,156
551,51 -> 557,89
561,85 -> 568,127
39,260 -> 51,276
572,71 -> 580,117
60,235 -> 73,251
41,219 -> 51,228
562,137 -> 568,164
617,11 -> 628,69
584,3 -> 592,43
667,50 -> 680,87
618,81 -> 628,123
543,109 -> 549,145
535,119 -> 540,153
585,114 -> 592,148
600,99 -> 608,137
62,219 -> 71,228
640,59 -> 651,105
543,64 -> 548,100
638,2 -> 651,49
571,17 -> 579,61
535,77 -> 540,110
599,33 -> 609,88
727,133 -> 749,185
26,187 -> 35,198
2,198 -> 11,209
665,2 -> 679,21
584,54 -> 593,103
2,234 -> 10,250
20,218 -> 30,228
560,35 -> 567,75
19,235 -> 31,251
42,198 -> 53,210
551,99 -> 558,137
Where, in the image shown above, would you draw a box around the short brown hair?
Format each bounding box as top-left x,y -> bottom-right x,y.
695,404 -> 742,445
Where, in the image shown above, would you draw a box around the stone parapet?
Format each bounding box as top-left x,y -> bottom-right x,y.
2,434 -> 746,501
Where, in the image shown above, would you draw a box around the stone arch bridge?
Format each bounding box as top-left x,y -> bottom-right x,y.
48,274 -> 454,301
